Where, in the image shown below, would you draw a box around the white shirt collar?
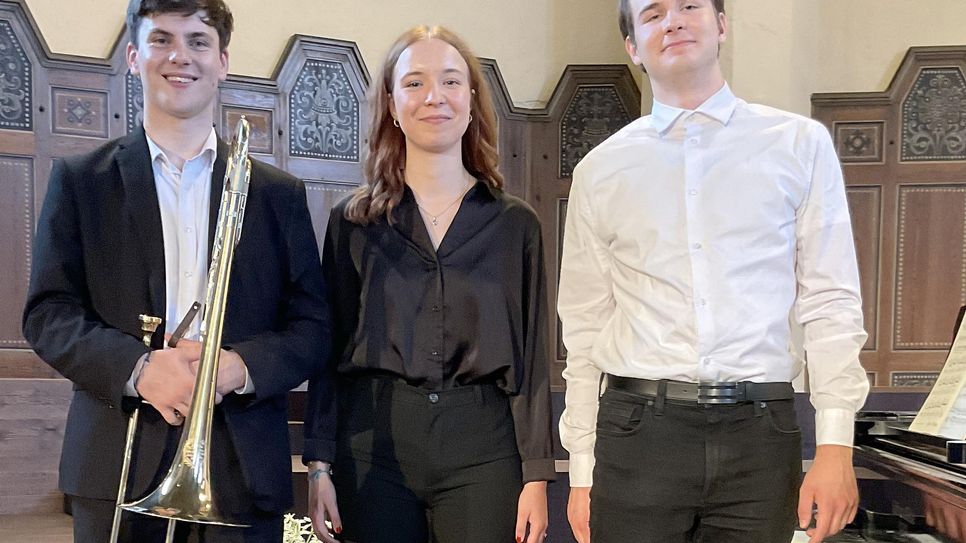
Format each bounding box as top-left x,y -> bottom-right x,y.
145,127 -> 218,171
650,82 -> 738,134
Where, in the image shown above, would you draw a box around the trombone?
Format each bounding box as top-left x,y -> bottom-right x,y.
110,117 -> 253,542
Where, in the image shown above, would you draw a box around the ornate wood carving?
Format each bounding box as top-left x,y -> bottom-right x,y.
51,86 -> 108,137
891,371 -> 940,388
125,71 -> 143,134
0,18 -> 31,131
901,68 -> 966,162
273,35 -> 369,186
559,85 -> 632,178
289,60 -> 359,162
834,121 -> 884,163
813,46 -> 966,391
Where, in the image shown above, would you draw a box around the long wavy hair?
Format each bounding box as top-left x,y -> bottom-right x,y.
345,25 -> 504,224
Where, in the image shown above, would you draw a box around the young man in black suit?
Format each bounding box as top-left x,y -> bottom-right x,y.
22,1 -> 331,541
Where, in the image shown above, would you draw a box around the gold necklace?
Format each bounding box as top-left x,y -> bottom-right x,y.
415,183 -> 473,227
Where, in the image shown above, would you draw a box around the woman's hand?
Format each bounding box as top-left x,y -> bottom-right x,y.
307,461 -> 342,542
515,481 -> 548,542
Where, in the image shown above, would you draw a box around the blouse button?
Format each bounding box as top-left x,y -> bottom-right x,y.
432,305 -> 441,312
428,393 -> 440,404
431,350 -> 439,357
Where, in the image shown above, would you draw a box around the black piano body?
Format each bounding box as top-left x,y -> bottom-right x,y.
851,411 -> 966,542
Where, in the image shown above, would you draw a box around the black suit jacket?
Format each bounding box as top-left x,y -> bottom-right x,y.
22,127 -> 330,514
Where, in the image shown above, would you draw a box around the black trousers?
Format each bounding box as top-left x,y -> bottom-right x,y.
334,377 -> 523,543
69,495 -> 283,543
590,388 -> 802,543
70,409 -> 282,543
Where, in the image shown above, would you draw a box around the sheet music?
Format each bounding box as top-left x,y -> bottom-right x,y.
910,318 -> 966,437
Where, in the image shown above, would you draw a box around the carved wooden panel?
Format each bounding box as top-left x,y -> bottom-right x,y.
814,46 -> 966,390
901,67 -> 966,162
846,186 -> 881,349
51,86 -> 108,138
0,18 -> 31,131
894,185 -> 966,350
891,371 -> 940,388
221,105 -> 273,155
834,121 -> 884,164
0,156 -> 32,348
289,60 -> 359,162
526,65 -> 641,389
275,36 -> 369,188
125,71 -> 143,134
559,85 -> 632,178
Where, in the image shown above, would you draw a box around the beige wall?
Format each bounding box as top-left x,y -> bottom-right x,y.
726,0 -> 966,116
23,0 -> 636,109
23,1 -> 966,116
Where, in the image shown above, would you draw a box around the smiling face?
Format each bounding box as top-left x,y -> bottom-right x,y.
126,10 -> 228,128
389,38 -> 473,156
624,0 -> 726,83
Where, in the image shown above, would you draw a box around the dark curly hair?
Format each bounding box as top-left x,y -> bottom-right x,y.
127,0 -> 234,51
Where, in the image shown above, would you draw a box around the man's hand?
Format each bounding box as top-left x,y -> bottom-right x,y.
567,486 -> 591,543
307,461 -> 341,543
135,342 -> 200,425
798,444 -> 858,543
177,339 -> 248,400
516,481 -> 548,542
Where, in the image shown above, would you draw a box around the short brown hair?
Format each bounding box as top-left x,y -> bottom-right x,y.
345,25 -> 504,225
619,0 -> 725,41
127,0 -> 234,51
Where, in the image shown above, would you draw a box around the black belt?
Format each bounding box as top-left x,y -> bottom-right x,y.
607,375 -> 794,405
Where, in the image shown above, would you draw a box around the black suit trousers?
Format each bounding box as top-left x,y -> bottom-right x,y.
590,389 -> 802,543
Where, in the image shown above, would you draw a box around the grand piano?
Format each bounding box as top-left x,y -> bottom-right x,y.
849,412 -> 966,542
842,307 -> 966,542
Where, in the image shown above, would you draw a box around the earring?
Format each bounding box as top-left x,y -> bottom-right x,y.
471,89 -> 477,95
393,118 -> 400,128
469,113 -> 473,123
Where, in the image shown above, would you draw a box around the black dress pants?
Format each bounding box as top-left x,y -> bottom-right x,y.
590,388 -> 802,543
70,409 -> 282,543
334,377 -> 523,543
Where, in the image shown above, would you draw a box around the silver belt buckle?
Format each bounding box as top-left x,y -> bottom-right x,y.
697,381 -> 739,404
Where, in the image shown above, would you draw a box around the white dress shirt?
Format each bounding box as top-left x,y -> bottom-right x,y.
557,83 -> 870,487
126,128 -> 252,395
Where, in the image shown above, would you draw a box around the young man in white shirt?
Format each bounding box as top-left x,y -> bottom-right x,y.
557,1 -> 869,542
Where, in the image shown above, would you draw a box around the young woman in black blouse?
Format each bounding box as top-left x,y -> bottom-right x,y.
303,25 -> 555,543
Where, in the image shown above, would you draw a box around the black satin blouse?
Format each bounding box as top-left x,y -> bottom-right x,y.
303,181 -> 555,482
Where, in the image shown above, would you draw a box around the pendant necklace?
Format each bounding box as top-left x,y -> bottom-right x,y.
416,183 -> 473,227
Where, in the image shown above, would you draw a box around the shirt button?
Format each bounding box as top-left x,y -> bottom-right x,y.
185,226 -> 193,233
703,357 -> 712,365
428,393 -> 439,404
183,271 -> 193,278
432,305 -> 441,312
699,298 -> 707,306
431,350 -> 439,357
689,189 -> 698,196
687,137 -> 699,145
693,243 -> 702,250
